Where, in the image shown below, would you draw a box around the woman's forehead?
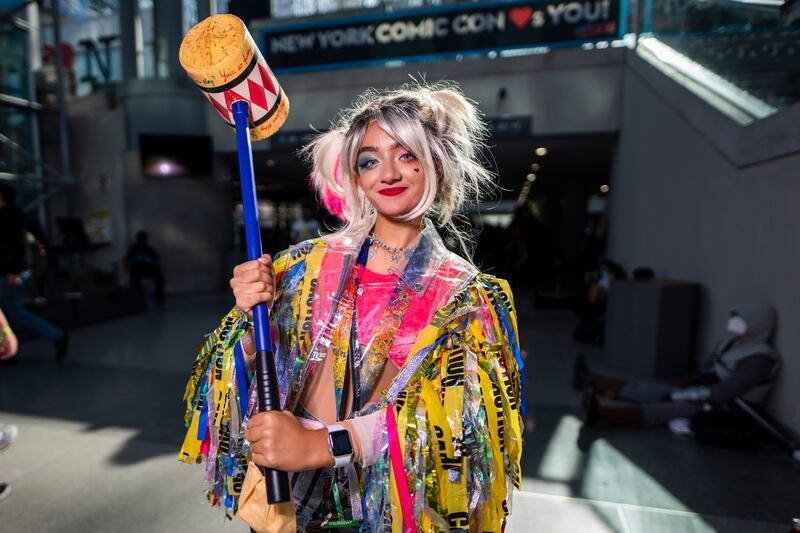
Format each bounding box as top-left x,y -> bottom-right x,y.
359,122 -> 402,149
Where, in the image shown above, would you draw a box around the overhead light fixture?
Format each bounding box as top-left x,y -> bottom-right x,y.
535,147 -> 548,156
266,159 -> 276,167
530,163 -> 540,171
526,173 -> 536,182
600,184 -> 610,193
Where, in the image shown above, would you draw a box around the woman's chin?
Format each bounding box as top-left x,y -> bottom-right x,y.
374,204 -> 415,220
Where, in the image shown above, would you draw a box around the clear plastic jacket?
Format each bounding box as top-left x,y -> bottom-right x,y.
179,221 -> 524,531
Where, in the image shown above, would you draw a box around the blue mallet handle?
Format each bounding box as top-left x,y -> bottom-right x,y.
231,100 -> 291,504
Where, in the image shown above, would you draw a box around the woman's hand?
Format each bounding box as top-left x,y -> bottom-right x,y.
230,254 -> 275,319
245,411 -> 333,472
0,328 -> 18,360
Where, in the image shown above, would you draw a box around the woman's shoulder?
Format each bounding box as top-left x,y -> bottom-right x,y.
274,234 -> 363,278
432,250 -> 479,290
438,252 -> 512,293
281,236 -> 341,259
457,268 -> 515,314
273,238 -> 326,274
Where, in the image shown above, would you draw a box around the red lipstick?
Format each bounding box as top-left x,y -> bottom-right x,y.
379,187 -> 407,197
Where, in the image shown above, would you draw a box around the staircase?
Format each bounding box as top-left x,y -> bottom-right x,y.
660,28 -> 800,109
639,0 -> 799,116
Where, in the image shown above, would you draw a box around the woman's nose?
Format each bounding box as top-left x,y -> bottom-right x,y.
379,159 -> 402,182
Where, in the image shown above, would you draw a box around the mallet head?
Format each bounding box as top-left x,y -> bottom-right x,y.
179,14 -> 289,142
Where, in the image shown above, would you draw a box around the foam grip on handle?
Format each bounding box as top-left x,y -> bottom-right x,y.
255,348 -> 291,503
255,348 -> 282,412
261,465 -> 290,506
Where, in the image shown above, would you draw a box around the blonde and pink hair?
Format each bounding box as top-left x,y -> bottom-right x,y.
301,82 -> 494,257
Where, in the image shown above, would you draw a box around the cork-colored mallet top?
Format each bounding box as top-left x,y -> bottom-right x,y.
180,14 -> 289,141
180,14 -> 248,88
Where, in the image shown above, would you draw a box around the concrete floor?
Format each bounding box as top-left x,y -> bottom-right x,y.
0,291 -> 797,532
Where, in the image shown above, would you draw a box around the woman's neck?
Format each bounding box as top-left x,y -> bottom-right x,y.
372,215 -> 423,249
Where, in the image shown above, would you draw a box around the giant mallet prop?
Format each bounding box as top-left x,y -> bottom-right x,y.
179,14 -> 291,504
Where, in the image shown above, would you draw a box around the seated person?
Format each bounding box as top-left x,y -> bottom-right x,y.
125,231 -> 164,304
573,259 -> 626,346
575,304 -> 780,427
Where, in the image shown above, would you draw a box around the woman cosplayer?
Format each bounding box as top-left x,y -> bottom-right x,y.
179,83 -> 524,532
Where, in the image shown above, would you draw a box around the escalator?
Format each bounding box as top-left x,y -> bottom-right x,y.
635,0 -> 799,117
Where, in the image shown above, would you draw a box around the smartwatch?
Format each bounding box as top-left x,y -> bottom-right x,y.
326,424 -> 354,468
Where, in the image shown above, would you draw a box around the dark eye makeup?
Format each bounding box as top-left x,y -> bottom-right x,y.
357,150 -> 417,172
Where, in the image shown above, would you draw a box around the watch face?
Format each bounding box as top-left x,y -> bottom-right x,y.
330,429 -> 353,457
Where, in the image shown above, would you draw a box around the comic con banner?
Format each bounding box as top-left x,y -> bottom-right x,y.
258,0 -> 620,71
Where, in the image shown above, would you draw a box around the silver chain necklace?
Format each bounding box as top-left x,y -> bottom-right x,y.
368,233 -> 413,262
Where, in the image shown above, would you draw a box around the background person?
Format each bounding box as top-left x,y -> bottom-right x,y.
573,258 -> 626,346
575,304 -> 780,427
125,230 -> 165,305
0,184 -> 67,361
289,205 -> 321,243
0,307 -> 19,503
0,308 -> 18,361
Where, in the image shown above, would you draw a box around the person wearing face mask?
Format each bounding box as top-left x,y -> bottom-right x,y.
574,304 -> 780,427
573,259 -> 627,346
179,83 -> 523,532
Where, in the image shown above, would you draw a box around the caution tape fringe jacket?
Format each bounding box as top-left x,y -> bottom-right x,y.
178,221 -> 524,531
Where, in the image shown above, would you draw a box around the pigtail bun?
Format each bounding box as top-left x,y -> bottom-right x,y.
301,128 -> 349,221
422,85 -> 495,254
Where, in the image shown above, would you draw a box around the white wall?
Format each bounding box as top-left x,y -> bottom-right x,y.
67,92 -> 128,278
124,181 -> 232,293
608,61 -> 800,433
64,80 -> 232,293
119,79 -> 232,293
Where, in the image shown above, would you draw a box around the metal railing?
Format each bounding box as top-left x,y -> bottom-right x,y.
0,4 -> 73,215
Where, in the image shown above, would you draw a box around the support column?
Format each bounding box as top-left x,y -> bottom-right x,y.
153,0 -> 183,79
50,0 -> 74,217
119,0 -> 137,81
198,0 -> 210,21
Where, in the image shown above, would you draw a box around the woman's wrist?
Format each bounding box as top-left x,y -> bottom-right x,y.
241,328 -> 256,357
310,428 -> 335,469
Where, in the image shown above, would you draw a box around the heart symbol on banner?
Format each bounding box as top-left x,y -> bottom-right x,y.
509,7 -> 533,29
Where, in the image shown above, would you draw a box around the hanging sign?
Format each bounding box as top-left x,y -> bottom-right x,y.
257,0 -> 619,72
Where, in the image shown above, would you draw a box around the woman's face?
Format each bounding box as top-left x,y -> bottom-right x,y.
355,122 -> 426,220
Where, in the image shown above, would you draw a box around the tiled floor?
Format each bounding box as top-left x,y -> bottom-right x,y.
0,292 -> 796,532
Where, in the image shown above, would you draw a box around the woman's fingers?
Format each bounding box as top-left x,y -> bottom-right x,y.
245,411 -> 321,471
230,255 -> 276,314
232,262 -> 272,282
231,280 -> 271,293
237,295 -> 269,312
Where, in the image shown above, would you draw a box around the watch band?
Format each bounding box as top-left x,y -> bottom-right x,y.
327,423 -> 353,468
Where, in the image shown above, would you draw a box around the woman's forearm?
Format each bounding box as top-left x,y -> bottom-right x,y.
241,328 -> 256,370
0,309 -> 11,339
341,408 -> 386,467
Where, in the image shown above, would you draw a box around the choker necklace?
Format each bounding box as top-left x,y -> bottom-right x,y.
368,233 -> 414,262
